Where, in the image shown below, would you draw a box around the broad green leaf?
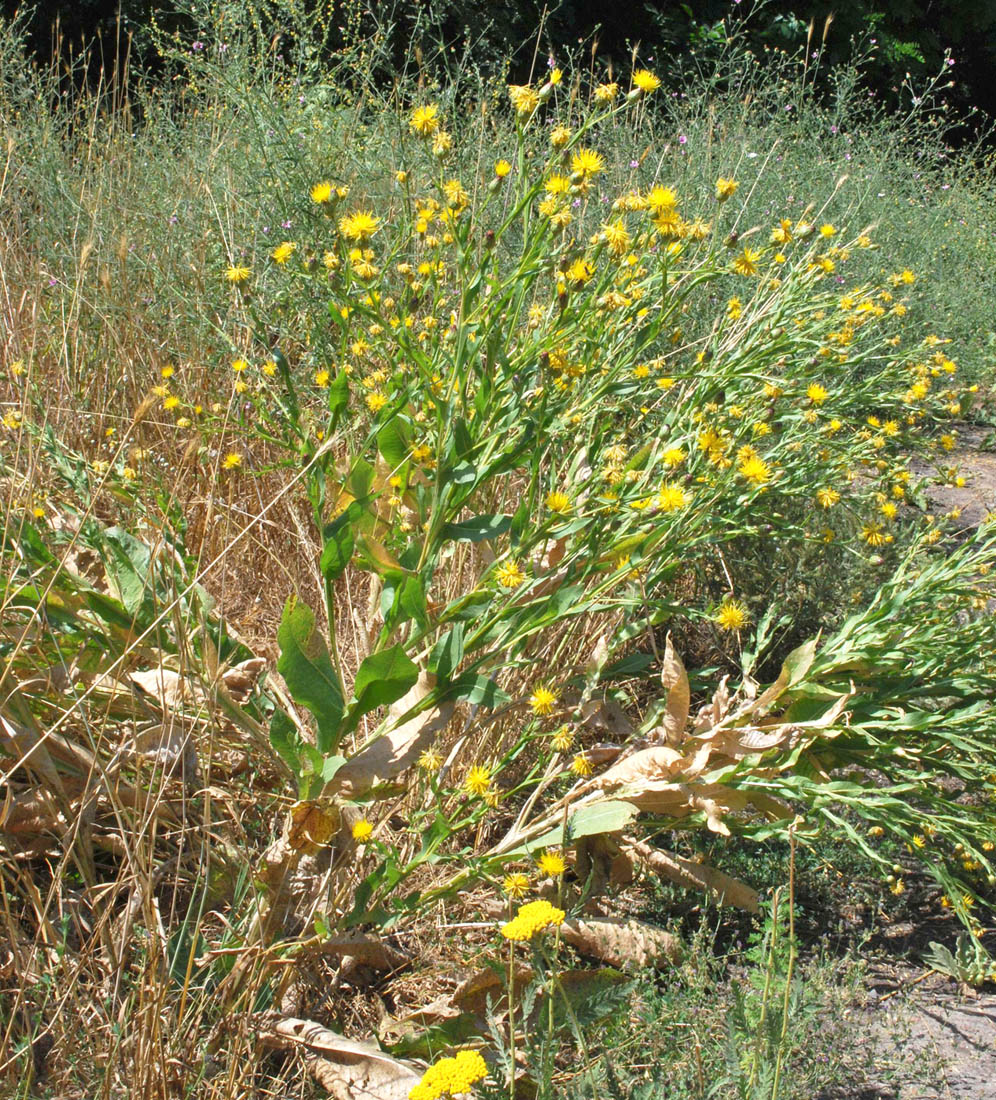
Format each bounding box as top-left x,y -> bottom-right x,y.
504,799 -> 640,857
349,645 -> 419,723
319,520 -> 355,582
102,527 -> 152,615
377,416 -> 411,471
429,624 -> 465,680
444,673 -> 510,708
276,596 -> 345,755
441,514 -> 511,543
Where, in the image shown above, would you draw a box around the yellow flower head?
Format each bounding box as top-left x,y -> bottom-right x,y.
551,725 -> 575,752
222,451 -> 242,470
500,898 -> 566,942
351,819 -> 373,842
225,264 -> 251,283
417,747 -> 443,772
271,241 -> 296,264
571,147 -> 605,180
537,851 -> 566,877
594,82 -> 619,102
494,159 -> 512,178
715,598 -> 750,632
464,765 -> 492,797
715,177 -> 739,201
631,69 -> 661,95
738,454 -> 771,486
658,483 -> 688,512
409,1050 -> 488,1100
310,181 -> 333,204
508,83 -> 540,117
495,559 -> 526,588
409,104 -> 440,137
807,383 -> 829,405
570,752 -> 594,777
502,872 -> 530,899
529,685 -> 558,716
545,490 -> 571,514
339,210 -> 381,242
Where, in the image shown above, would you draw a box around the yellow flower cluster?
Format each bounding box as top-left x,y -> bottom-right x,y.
409,1049 -> 488,1100
500,898 -> 566,941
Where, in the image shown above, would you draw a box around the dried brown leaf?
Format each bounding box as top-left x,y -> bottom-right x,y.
624,837 -> 759,912
560,916 -> 681,969
658,633 -> 689,745
259,1016 -> 422,1100
327,672 -> 454,798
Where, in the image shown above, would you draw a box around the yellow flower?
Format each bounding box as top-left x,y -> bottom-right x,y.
163,395 -> 180,411
339,210 -> 381,242
465,765 -> 492,797
550,124 -> 571,148
807,383 -> 828,404
351,819 -> 373,842
503,873 -> 530,899
551,725 -> 575,752
222,452 -> 242,470
738,454 -> 770,486
630,69 -> 661,95
715,177 -> 739,201
537,851 -> 566,877
715,598 -> 750,632
567,257 -> 594,285
545,490 -> 571,514
231,358 -> 248,372
310,181 -> 333,204
409,1050 -> 488,1100
571,147 -> 605,180
314,369 -> 330,387
862,523 -> 890,547
508,83 -> 540,117
494,159 -> 512,178
657,483 -> 688,512
409,104 -> 440,136
816,488 -> 840,509
495,559 -> 525,588
225,264 -> 251,283
732,247 -> 761,277
819,223 -> 836,237
594,82 -> 618,102
663,447 -> 686,467
366,392 -> 388,413
431,130 -> 453,157
571,752 -> 594,777
417,747 -> 443,772
271,241 -> 296,264
500,898 -> 566,942
529,685 -> 558,716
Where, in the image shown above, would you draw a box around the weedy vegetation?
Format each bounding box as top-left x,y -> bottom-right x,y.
2,1 -> 996,1097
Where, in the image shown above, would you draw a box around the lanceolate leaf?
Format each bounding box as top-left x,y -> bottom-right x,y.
276,596 -> 345,755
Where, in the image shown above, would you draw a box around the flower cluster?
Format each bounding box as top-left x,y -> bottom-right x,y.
408,1049 -> 488,1100
500,898 -> 566,942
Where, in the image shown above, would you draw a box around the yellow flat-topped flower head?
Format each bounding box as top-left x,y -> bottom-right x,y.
500,898 -> 565,942
225,264 -> 250,283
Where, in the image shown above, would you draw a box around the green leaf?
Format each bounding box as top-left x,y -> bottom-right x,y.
377,416 -> 411,471
328,371 -> 349,429
429,624 -> 465,680
399,575 -> 428,629
504,800 -> 640,857
441,514 -> 511,543
349,645 -> 419,722
276,596 -> 345,755
102,526 -> 152,615
319,520 -> 355,582
444,461 -> 477,487
444,673 -> 510,708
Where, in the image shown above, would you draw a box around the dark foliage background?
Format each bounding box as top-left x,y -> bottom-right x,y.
4,0 -> 996,128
